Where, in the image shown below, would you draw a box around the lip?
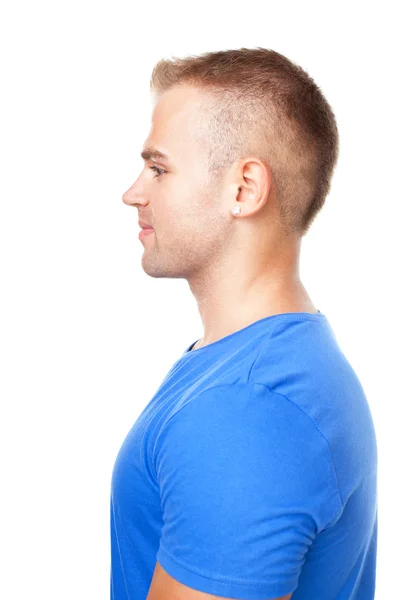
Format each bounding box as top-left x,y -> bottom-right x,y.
139,228 -> 154,241
139,220 -> 153,229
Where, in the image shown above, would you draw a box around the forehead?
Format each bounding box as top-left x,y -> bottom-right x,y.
145,86 -> 208,166
153,84 -> 203,123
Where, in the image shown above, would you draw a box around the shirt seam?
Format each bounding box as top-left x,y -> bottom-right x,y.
158,542 -> 297,588
151,381 -> 344,513
252,382 -> 345,511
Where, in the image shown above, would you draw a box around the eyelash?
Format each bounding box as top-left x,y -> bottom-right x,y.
149,165 -> 166,178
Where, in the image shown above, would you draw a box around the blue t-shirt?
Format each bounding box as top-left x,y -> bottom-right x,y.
110,311 -> 378,599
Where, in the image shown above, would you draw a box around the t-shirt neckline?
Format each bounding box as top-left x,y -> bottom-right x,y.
183,310 -> 325,356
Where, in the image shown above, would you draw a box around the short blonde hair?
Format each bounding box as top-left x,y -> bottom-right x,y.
150,47 -> 339,237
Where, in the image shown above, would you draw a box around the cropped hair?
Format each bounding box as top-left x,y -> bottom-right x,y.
150,47 -> 339,237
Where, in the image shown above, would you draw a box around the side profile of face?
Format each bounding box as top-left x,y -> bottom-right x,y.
122,85 -> 239,281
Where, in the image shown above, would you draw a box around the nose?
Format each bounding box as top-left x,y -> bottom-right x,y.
122,180 -> 148,208
122,183 -> 136,206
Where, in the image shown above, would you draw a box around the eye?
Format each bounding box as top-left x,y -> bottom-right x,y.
149,165 -> 166,178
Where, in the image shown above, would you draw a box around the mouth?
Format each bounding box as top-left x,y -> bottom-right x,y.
139,228 -> 154,241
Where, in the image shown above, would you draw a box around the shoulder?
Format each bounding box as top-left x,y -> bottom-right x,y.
153,382 -> 342,526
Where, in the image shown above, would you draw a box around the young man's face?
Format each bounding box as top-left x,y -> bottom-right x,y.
122,85 -> 233,280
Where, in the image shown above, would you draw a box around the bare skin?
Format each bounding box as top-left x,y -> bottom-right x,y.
123,84 -> 318,349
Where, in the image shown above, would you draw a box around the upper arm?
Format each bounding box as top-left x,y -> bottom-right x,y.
150,384 -> 341,599
147,561 -> 293,600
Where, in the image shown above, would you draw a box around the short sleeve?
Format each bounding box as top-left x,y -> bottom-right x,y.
153,383 -> 342,599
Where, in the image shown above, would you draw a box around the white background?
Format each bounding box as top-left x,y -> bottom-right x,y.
1,1 -> 398,598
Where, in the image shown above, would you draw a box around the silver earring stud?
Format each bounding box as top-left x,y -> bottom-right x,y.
232,206 -> 241,215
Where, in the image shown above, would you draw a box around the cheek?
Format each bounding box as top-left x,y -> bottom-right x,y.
155,174 -> 216,232
157,180 -> 191,219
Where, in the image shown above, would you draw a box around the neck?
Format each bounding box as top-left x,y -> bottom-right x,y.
187,244 -> 318,349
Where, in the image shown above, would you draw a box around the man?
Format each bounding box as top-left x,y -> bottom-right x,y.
110,48 -> 378,599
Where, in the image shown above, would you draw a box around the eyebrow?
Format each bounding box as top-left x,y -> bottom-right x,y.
140,147 -> 170,163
